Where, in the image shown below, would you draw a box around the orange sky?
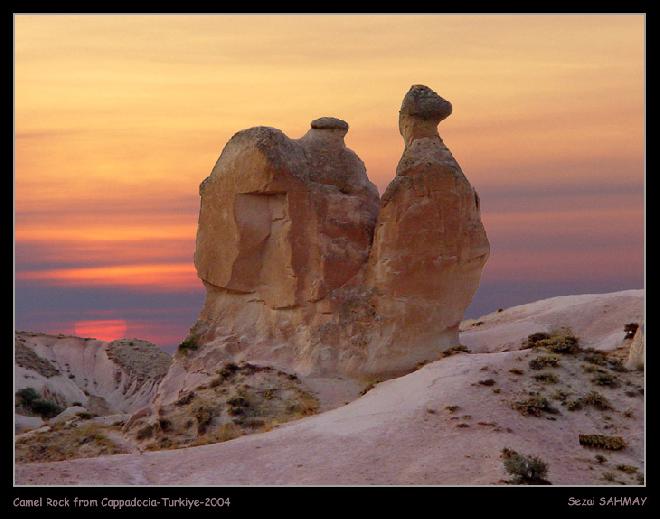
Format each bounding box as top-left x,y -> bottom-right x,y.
14,14 -> 645,347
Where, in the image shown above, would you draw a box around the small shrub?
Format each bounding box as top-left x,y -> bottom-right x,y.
136,424 -> 154,440
552,390 -> 571,402
537,334 -> 580,354
441,345 -> 470,358
158,418 -> 172,432
533,372 -> 559,384
602,472 -> 616,482
29,398 -> 64,418
594,454 -> 607,464
226,397 -> 249,416
501,448 -> 550,484
529,355 -> 560,370
512,395 -> 559,417
616,464 -> 638,474
208,377 -> 223,388
194,406 -> 216,434
625,387 -> 643,398
216,362 -> 240,380
177,337 -> 199,352
445,405 -> 460,413
607,358 -> 627,373
175,392 -> 196,406
581,391 -> 612,411
478,379 -> 496,386
16,387 -> 40,404
509,368 -> 524,375
579,434 -> 626,450
75,412 -> 95,420
525,332 -> 550,346
592,372 -> 620,388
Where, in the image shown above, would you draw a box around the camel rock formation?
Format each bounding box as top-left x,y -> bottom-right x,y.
174,85 -> 489,391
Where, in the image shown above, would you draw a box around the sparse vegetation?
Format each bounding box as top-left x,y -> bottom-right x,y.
533,372 -> 559,384
177,337 -> 199,353
15,423 -> 127,463
445,405 -> 460,413
136,424 -> 155,440
591,372 -> 620,388
551,389 -> 571,402
616,464 -> 638,474
537,332 -> 580,354
107,338 -> 171,382
512,395 -> 559,417
124,361 -> 319,452
579,434 -> 626,451
566,391 -> 612,412
175,391 -> 196,406
525,332 -> 550,346
581,349 -> 627,372
440,344 -> 470,358
16,388 -> 63,419
16,387 -> 40,404
602,472 -> 616,482
528,355 -> 560,370
501,448 -> 550,484
15,343 -> 60,378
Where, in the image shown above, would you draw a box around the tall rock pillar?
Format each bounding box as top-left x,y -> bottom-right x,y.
364,85 -> 490,370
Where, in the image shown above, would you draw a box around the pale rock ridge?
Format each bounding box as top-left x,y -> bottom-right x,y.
175,85 -> 489,391
15,332 -> 171,420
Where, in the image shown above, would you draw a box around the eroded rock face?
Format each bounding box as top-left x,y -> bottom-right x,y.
364,85 -> 490,372
625,324 -> 644,370
180,85 -> 489,385
15,332 -> 171,416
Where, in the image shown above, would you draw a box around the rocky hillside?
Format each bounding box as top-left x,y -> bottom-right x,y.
15,289 -> 644,485
15,332 -> 171,433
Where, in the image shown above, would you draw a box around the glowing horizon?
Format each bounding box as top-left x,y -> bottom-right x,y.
14,14 -> 644,347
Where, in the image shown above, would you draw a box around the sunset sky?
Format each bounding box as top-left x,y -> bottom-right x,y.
14,14 -> 644,349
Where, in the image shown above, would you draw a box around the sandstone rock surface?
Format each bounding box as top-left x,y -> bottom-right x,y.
626,324 -> 644,370
15,332 -> 171,417
179,84 -> 489,387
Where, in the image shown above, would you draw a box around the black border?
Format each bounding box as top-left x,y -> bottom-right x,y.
4,1 -> 653,515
